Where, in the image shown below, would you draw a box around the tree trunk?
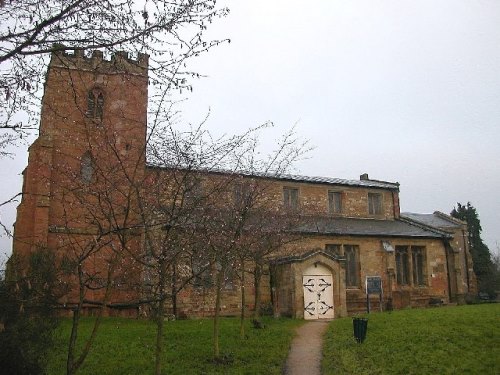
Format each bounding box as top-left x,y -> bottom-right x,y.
171,261 -> 177,317
66,263 -> 84,375
66,308 -> 80,375
213,268 -> 224,359
67,261 -> 115,375
154,259 -> 166,375
253,262 -> 262,319
239,260 -> 245,339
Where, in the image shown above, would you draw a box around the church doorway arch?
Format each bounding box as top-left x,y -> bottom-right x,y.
302,263 -> 334,320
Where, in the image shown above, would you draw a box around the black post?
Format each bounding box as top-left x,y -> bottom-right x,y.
353,318 -> 368,343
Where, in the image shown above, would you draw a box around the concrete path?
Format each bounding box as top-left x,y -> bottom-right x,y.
284,320 -> 330,375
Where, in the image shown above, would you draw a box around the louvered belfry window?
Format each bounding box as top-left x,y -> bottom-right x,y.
87,89 -> 104,119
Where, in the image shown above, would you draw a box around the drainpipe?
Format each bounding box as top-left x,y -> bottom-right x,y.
462,229 -> 471,291
391,191 -> 398,219
443,240 -> 453,302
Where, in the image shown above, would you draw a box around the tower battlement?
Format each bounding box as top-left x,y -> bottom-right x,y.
50,45 -> 149,76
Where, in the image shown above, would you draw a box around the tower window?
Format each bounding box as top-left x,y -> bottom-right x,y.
81,151 -> 94,184
87,89 -> 104,119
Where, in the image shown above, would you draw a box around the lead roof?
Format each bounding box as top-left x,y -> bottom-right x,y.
294,216 -> 451,239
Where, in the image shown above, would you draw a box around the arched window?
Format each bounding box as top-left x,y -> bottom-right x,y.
81,151 -> 94,184
87,89 -> 104,119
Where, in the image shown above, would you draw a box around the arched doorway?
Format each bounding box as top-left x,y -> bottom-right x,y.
302,263 -> 334,320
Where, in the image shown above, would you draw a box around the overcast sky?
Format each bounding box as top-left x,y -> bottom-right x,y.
1,0 -> 499,261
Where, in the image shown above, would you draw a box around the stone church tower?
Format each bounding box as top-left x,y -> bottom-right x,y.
11,49 -> 149,311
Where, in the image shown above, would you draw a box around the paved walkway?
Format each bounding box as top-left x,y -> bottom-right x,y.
284,320 -> 330,375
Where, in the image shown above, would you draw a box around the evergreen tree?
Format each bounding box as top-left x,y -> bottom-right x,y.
451,202 -> 497,296
0,248 -> 63,374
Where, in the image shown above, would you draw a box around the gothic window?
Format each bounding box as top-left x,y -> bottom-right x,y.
87,89 -> 104,119
412,246 -> 426,286
344,245 -> 360,287
395,246 -> 410,285
80,151 -> 94,184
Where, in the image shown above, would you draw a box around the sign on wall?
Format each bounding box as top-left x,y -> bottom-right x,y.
366,276 -> 382,294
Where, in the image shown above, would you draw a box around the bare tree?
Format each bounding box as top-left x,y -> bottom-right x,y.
0,0 -> 229,148
54,133 -> 146,375
134,123 -> 275,373
191,129 -> 308,357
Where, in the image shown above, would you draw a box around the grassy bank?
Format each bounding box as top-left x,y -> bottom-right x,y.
47,316 -> 302,375
322,304 -> 500,375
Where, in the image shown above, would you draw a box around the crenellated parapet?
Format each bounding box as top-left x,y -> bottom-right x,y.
49,45 -> 149,76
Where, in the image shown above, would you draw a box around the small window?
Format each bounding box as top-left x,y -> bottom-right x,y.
80,151 -> 94,184
192,259 -> 212,288
234,182 -> 251,208
325,244 -> 341,256
344,245 -> 359,287
395,246 -> 410,285
87,89 -> 104,119
412,246 -> 426,286
283,187 -> 299,210
224,265 -> 236,290
368,192 -> 383,215
328,191 -> 342,214
184,178 -> 203,207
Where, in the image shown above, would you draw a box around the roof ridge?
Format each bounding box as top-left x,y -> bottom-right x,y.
145,163 -> 400,190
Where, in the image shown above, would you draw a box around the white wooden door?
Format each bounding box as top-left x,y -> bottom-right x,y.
302,275 -> 334,320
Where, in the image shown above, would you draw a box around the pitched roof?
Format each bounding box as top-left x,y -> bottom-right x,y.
401,212 -> 465,230
294,216 -> 451,239
146,163 -> 399,190
269,173 -> 399,190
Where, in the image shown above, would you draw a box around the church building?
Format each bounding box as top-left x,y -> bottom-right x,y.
10,49 -> 476,319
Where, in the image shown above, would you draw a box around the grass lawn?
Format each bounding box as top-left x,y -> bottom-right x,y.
47,316 -> 302,375
322,304 -> 500,375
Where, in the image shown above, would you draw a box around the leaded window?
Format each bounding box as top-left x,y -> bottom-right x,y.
412,246 -> 426,286
283,187 -> 299,210
395,246 -> 410,285
234,182 -> 251,208
344,245 -> 359,287
368,192 -> 383,215
192,258 -> 212,288
328,191 -> 342,214
325,244 -> 341,257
